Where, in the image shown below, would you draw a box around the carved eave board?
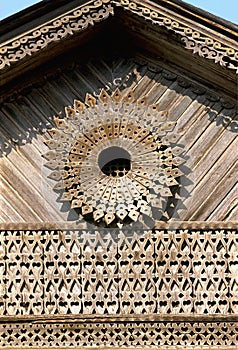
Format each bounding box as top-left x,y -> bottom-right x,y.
0,0 -> 237,349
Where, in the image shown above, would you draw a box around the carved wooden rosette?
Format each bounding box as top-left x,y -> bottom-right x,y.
44,89 -> 186,227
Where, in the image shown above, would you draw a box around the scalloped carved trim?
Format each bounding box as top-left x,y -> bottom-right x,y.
0,0 -> 114,70
0,0 -> 238,72
113,0 -> 238,72
0,320 -> 238,348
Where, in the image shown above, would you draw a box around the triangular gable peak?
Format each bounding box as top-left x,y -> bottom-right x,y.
0,0 -> 237,97
0,2 -> 237,349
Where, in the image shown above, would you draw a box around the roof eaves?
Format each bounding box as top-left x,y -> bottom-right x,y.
156,0 -> 238,40
0,0 -> 237,78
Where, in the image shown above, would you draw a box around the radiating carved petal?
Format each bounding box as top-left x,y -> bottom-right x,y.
65,107 -> 76,119
74,100 -> 85,112
43,89 -> 187,227
85,93 -> 96,107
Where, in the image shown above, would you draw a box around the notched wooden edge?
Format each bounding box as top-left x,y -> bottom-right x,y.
0,313 -> 238,324
2,348 -> 238,350
0,221 -> 236,230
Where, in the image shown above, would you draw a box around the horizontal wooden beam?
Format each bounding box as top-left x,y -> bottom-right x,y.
0,221 -> 236,230
0,313 -> 238,324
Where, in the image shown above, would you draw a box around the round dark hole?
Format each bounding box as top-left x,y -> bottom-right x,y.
98,146 -> 131,177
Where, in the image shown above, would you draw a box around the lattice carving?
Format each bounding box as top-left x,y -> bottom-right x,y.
4,230 -> 44,316
44,89 -> 187,227
1,228 -> 237,317
0,321 -> 238,348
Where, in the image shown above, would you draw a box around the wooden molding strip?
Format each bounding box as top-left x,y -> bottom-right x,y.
1,0 -> 237,73
1,348 -> 237,350
0,313 -> 238,324
0,221 -> 236,230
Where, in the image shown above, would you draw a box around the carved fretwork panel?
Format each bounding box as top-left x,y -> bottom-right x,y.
1,228 -> 238,317
1,0 -> 237,75
0,227 -> 237,348
0,321 -> 238,348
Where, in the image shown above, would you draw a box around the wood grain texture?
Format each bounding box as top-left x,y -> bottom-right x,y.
0,56 -> 237,223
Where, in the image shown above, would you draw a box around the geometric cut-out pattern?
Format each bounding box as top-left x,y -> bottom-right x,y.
0,321 -> 238,348
44,89 -> 187,227
0,229 -> 237,316
0,228 -> 237,348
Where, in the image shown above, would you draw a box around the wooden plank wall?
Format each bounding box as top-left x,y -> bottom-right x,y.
0,55 -> 237,223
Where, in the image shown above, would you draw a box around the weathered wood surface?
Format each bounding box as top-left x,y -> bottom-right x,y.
0,56 -> 237,223
0,228 -> 237,348
1,227 -> 237,316
0,221 -> 236,230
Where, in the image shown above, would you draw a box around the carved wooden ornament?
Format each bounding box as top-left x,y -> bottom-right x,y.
43,89 -> 186,227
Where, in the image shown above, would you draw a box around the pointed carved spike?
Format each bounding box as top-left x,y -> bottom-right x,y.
85,93 -> 96,107
171,146 -> 184,156
124,90 -> 135,103
166,177 -> 178,186
137,96 -> 147,106
71,199 -> 83,209
53,117 -> 67,129
44,139 -> 58,149
82,205 -> 93,215
151,198 -> 163,208
74,100 -> 85,112
112,88 -> 122,102
160,188 -> 173,197
140,206 -> 152,216
93,210 -> 104,221
173,156 -> 186,166
99,89 -> 110,103
104,213 -> 115,225
171,168 -> 183,178
164,121 -> 177,132
167,133 -> 180,143
47,171 -> 62,181
65,107 -> 75,119
45,160 -> 59,170
128,209 -> 139,222
48,128 -> 61,138
116,210 -> 128,221
60,192 -> 73,202
53,181 -> 65,191
43,150 -> 57,160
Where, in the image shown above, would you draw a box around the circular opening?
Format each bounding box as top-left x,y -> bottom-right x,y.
98,146 -> 131,177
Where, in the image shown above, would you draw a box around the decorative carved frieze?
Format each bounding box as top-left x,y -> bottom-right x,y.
114,0 -> 238,72
0,227 -> 237,348
0,319 -> 238,348
0,0 -> 114,70
0,0 -> 237,72
0,228 -> 237,317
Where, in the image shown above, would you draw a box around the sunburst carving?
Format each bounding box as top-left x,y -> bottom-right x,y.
43,89 -> 187,227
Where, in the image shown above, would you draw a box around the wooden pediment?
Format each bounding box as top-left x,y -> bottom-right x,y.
0,1 -> 237,349
1,0 -> 238,97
